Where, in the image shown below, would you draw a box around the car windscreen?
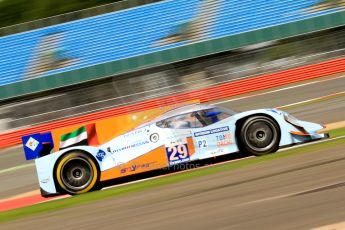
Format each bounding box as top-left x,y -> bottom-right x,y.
194,108 -> 235,126
156,107 -> 236,129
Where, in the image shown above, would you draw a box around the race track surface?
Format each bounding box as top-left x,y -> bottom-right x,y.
1,75 -> 345,199
2,142 -> 345,230
0,74 -> 345,230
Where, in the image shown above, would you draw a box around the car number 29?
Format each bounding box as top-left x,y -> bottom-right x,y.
166,143 -> 190,165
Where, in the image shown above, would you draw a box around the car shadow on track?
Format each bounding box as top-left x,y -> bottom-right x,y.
99,152 -> 251,190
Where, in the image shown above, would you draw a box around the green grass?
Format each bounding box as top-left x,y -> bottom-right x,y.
330,127 -> 345,138
1,128 -> 344,222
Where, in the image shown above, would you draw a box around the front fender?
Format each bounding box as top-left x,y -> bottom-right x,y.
232,109 -> 325,147
232,109 -> 291,146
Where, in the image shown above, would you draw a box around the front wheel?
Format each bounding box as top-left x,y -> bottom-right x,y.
55,151 -> 99,195
238,116 -> 280,156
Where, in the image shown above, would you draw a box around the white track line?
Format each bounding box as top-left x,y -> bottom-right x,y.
277,91 -> 345,109
0,163 -> 35,174
312,221 -> 345,230
211,74 -> 345,105
238,179 -> 345,207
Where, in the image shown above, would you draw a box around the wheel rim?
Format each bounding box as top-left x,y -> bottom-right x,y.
243,119 -> 278,152
61,157 -> 94,191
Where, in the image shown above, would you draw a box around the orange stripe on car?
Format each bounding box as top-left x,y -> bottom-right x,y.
100,136 -> 195,181
289,130 -> 311,136
100,146 -> 168,181
186,137 -> 195,156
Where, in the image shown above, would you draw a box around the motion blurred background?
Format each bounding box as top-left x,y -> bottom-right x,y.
0,0 -> 344,144
1,1 -> 345,228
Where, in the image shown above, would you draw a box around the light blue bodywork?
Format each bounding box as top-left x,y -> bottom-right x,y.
23,104 -> 326,196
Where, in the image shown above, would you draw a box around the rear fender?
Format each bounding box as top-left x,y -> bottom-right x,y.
35,146 -> 106,195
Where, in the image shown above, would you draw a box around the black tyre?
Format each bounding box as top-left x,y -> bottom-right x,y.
55,151 -> 98,195
238,116 -> 280,156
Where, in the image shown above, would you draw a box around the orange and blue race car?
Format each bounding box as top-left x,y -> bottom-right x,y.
22,103 -> 327,196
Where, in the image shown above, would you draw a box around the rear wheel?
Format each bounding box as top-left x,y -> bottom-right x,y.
238,116 -> 280,156
55,151 -> 98,195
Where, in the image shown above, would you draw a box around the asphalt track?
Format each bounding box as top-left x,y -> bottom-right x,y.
1,74 -> 345,229
3,75 -> 345,199
2,142 -> 345,229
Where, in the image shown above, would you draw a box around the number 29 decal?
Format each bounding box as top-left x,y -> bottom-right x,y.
166,143 -> 190,165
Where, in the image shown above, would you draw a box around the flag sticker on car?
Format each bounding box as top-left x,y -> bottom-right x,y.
25,137 -> 39,151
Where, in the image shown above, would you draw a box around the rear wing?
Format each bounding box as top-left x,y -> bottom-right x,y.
22,132 -> 54,160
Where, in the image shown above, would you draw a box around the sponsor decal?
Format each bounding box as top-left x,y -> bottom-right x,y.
197,139 -> 208,148
112,140 -> 149,153
166,143 -> 190,166
267,109 -> 282,115
40,178 -> 49,184
166,132 -> 192,141
216,133 -> 232,147
150,133 -> 159,143
120,161 -> 156,174
96,149 -> 106,161
210,148 -> 225,155
194,126 -> 230,137
25,137 -> 39,151
166,137 -> 187,146
124,128 -> 147,137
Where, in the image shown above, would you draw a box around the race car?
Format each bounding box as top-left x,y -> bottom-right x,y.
22,103 -> 327,196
